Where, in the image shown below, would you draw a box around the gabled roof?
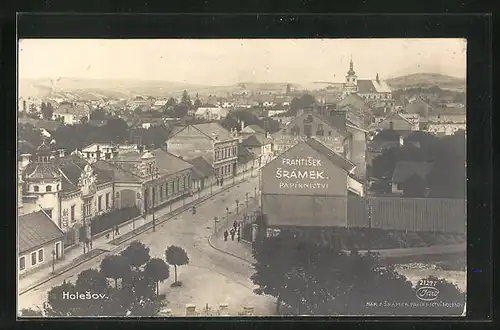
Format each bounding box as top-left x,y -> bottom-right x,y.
311,112 -> 350,138
242,124 -> 266,134
392,161 -> 433,183
94,160 -> 142,183
242,133 -> 273,147
338,93 -> 368,110
237,147 -> 256,164
305,138 -> 356,172
19,211 -> 64,253
187,156 -> 215,179
192,123 -> 233,140
357,79 -> 392,94
152,149 -> 194,174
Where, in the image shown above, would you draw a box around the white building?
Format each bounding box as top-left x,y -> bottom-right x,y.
52,103 -> 92,125
195,107 -> 229,121
81,143 -> 119,161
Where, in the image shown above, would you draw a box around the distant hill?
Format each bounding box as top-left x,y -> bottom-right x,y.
386,73 -> 465,92
18,78 -> 303,99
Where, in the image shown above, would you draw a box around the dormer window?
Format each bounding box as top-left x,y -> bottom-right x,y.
34,185 -> 39,192
46,185 -> 52,192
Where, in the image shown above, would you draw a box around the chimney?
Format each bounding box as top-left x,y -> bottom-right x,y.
162,141 -> 168,152
20,153 -> 31,168
57,149 -> 66,158
376,73 -> 380,83
240,120 -> 245,131
138,145 -> 144,153
389,121 -> 394,130
96,145 -> 101,160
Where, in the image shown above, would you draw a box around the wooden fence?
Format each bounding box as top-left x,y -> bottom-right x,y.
349,196 -> 466,234
262,194 -> 466,234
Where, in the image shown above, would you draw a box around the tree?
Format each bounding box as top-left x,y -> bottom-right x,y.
194,98 -> 202,109
144,258 -> 170,295
181,90 -> 191,107
41,102 -> 54,120
79,116 -> 89,125
166,97 -> 177,107
75,268 -> 109,293
120,240 -> 151,271
100,255 -> 131,289
165,245 -> 189,285
90,108 -> 108,120
44,280 -> 81,316
288,94 -> 316,116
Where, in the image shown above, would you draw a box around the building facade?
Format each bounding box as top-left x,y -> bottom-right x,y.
52,102 -> 92,125
19,211 -> 65,276
167,123 -> 239,179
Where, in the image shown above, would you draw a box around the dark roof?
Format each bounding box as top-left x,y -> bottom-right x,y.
244,124 -> 266,134
392,161 -> 433,183
238,147 -> 256,165
338,93 -> 368,110
94,160 -> 142,183
152,149 -> 194,174
23,162 -> 61,181
188,156 -> 215,179
19,211 -> 64,253
312,112 -> 350,137
18,140 -> 37,156
242,134 -> 272,147
304,138 -> 356,172
18,118 -> 63,132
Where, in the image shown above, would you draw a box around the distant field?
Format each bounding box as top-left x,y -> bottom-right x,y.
386,73 -> 465,91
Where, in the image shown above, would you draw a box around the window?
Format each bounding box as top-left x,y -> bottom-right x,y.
177,178 -> 181,191
98,195 -> 102,211
105,193 -> 110,209
83,199 -> 92,217
328,131 -> 332,136
70,205 -> 75,222
31,252 -> 37,266
19,257 -> 25,271
38,249 -> 44,262
165,183 -> 168,197
34,185 -> 39,192
116,192 -> 120,197
56,184 -> 59,190
215,150 -> 219,161
160,185 -> 163,198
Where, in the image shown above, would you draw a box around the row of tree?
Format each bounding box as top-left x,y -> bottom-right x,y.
220,109 -> 281,134
21,241 -> 190,317
370,130 -> 466,198
251,229 -> 465,316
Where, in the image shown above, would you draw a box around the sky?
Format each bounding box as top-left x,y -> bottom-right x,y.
18,39 -> 466,85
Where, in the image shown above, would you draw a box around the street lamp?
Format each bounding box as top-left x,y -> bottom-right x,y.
51,250 -> 56,274
151,167 -> 160,232
226,207 -> 229,227
235,199 -> 239,214
214,216 -> 219,234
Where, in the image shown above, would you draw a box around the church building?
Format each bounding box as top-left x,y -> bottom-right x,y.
343,58 -> 395,107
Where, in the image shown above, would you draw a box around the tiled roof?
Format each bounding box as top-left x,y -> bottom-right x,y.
23,162 -> 61,181
18,140 -> 37,156
237,147 -> 256,164
305,138 -> 356,172
94,160 -> 142,183
152,149 -> 194,174
244,124 -> 266,134
357,79 -> 392,94
192,123 -> 233,140
312,112 -> 350,138
188,156 -> 215,179
392,161 -> 433,183
338,93 -> 368,110
19,211 -> 64,253
242,134 -> 272,147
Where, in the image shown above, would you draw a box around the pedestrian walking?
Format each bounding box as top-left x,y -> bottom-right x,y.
230,228 -> 235,241
223,230 -> 229,241
237,229 -> 241,242
90,239 -> 93,250
216,178 -> 220,186
220,178 -> 224,186
233,220 -> 238,231
115,225 -> 120,235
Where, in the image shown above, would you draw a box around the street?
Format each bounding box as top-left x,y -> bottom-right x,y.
18,176 -> 276,316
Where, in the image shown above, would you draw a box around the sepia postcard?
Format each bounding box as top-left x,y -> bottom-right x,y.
17,38 -> 467,318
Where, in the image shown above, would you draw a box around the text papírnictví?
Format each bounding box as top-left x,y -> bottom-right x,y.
275,157 -> 330,190
62,291 -> 108,300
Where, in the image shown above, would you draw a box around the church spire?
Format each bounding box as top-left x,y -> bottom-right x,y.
347,56 -> 356,76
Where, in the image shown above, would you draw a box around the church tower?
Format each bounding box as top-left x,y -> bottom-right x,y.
344,57 -> 358,93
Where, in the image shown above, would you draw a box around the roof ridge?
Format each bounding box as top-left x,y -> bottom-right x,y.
101,160 -> 143,179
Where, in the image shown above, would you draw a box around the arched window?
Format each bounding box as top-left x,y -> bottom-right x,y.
34,185 -> 39,192
46,185 -> 52,192
56,184 -> 60,190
